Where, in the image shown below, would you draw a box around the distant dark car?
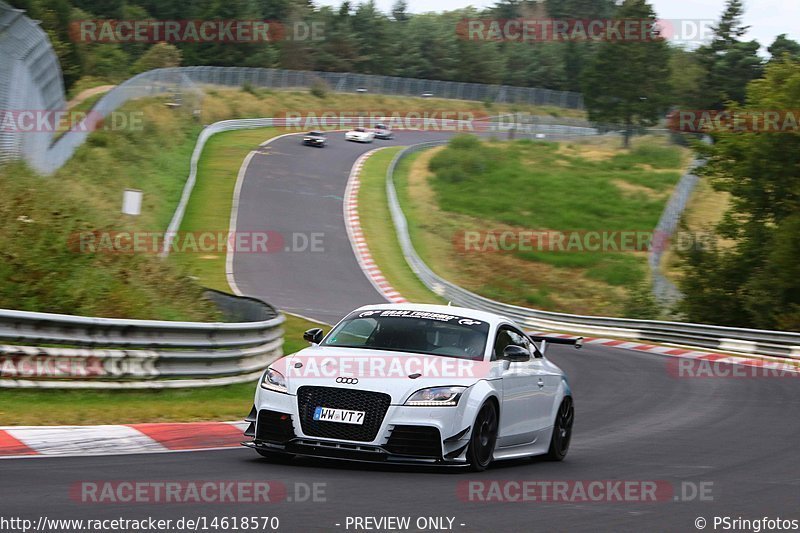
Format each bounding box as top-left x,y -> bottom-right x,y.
303,131 -> 326,147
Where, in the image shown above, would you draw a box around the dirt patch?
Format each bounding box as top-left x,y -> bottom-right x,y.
556,141 -> 619,162
67,85 -> 116,109
612,179 -> 668,200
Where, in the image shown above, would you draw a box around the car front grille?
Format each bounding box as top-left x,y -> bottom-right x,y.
255,409 -> 296,443
297,386 -> 391,442
385,425 -> 442,458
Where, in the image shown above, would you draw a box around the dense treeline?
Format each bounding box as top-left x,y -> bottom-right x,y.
9,0 -> 794,106
678,58 -> 800,330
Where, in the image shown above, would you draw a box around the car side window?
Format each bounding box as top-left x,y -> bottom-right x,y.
493,326 -> 531,360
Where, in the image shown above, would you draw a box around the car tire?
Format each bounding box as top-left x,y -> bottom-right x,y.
546,396 -> 574,461
256,449 -> 295,463
466,401 -> 498,472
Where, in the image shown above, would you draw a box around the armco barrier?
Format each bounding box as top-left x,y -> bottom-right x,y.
385,142 -> 800,359
0,290 -> 284,389
3,64 -> 583,174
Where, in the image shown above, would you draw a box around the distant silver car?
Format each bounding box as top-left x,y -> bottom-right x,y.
371,123 -> 393,140
345,127 -> 375,143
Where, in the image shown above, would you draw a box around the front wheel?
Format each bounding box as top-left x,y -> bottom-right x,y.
466,401 -> 498,472
546,397 -> 574,461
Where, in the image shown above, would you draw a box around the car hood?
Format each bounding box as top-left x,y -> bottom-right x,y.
272,347 -> 495,403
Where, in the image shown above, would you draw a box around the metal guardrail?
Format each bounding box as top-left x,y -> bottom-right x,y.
385,142 -> 800,359
0,1 -> 65,167
0,290 -> 284,388
4,64 -> 584,175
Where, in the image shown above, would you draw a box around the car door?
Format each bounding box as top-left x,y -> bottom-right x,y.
529,340 -> 559,433
494,325 -> 541,447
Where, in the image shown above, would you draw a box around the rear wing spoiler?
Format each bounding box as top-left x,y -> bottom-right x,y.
528,334 -> 583,356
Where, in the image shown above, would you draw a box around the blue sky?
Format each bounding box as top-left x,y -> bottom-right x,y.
314,0 -> 798,53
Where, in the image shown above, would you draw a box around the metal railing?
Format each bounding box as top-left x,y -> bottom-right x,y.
0,1 -> 65,166
385,142 -> 800,359
4,65 -> 584,175
0,290 -> 284,389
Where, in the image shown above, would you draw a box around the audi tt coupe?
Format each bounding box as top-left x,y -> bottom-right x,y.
242,303 -> 579,471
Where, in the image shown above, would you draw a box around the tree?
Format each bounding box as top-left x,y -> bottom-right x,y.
131,43 -> 182,74
668,47 -> 706,109
545,0 -> 616,19
768,34 -> 800,63
580,0 -> 671,147
677,59 -> 800,329
695,0 -> 762,109
391,0 -> 408,22
84,44 -> 130,80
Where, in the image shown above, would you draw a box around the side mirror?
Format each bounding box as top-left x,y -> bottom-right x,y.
503,345 -> 530,362
303,328 -> 324,344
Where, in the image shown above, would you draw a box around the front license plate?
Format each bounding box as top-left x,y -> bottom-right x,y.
313,407 -> 365,425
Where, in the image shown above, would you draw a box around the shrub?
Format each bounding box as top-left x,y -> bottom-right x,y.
310,78 -> 329,99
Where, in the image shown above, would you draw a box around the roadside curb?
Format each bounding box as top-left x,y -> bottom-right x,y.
344,148 -> 408,304
0,421 -> 247,459
531,331 -> 799,373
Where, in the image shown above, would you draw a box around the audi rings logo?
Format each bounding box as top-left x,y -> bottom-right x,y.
336,377 -> 359,385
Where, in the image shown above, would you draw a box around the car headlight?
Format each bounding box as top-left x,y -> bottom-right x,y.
260,367 -> 288,393
405,386 -> 466,406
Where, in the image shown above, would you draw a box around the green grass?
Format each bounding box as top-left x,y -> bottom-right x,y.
0,384 -> 258,426
392,135 -> 691,316
356,147 -> 444,304
0,99 -> 217,321
429,137 -> 682,231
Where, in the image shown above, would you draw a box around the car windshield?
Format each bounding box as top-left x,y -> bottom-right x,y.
308,131 -> 324,136
322,309 -> 489,360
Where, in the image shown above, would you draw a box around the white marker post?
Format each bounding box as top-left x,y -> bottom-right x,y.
122,189 -> 142,216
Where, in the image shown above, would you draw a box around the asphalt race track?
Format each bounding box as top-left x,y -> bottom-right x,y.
2,130 -> 798,532
232,130 -> 481,323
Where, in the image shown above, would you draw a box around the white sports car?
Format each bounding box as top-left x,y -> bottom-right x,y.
242,303 -> 579,471
345,127 -> 375,143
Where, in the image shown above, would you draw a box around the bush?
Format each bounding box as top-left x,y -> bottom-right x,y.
310,78 -> 329,99
428,135 -> 497,183
623,282 -> 661,319
241,81 -> 259,96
